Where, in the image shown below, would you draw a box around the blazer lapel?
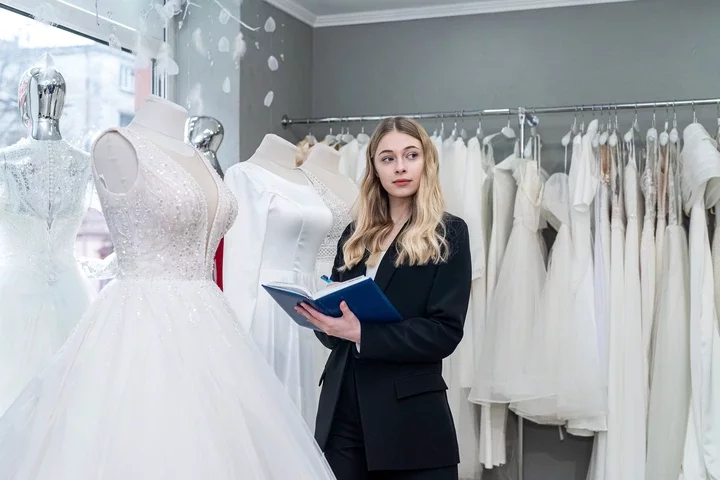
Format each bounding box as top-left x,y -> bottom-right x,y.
373,222 -> 408,292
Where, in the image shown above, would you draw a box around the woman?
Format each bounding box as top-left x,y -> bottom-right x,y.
296,117 -> 472,480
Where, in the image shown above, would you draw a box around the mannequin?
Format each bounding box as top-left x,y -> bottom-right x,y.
185,115 -> 225,178
298,142 -> 359,209
93,95 -> 218,230
0,55 -> 96,415
19,52 -> 64,141
246,134 -> 312,185
223,133 -> 334,429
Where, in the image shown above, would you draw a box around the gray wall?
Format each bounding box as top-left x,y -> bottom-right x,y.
307,0 -> 718,174
174,0 -> 313,170
239,0 -> 313,161
174,2 -> 241,172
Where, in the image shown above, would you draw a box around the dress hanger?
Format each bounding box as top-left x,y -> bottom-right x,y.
669,102 -> 679,144
476,113 -> 484,140
659,104 -> 670,146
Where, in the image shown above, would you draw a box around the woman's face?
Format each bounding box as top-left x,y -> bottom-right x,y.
373,130 -> 424,200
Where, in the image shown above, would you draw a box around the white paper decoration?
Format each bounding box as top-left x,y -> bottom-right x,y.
219,8 -> 231,25
187,83 -> 204,114
192,28 -> 205,55
222,77 -> 231,93
156,42 -> 179,76
267,55 -> 278,71
233,33 -> 247,61
218,37 -> 229,53
264,91 -> 274,107
108,34 -> 122,51
264,17 -> 276,33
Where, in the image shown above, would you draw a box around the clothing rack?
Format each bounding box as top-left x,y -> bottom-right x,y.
284,96 -> 719,480
280,97 -> 720,127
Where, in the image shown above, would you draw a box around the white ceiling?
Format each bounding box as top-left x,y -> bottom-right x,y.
263,0 -> 635,27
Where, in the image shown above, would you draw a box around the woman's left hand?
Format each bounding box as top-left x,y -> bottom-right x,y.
295,301 -> 361,343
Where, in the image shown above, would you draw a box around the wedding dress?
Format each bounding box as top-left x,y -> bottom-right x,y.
473,156 -> 546,403
224,161 -> 333,429
0,127 -> 336,479
0,137 -> 95,415
640,130 -> 657,390
645,142 -> 690,480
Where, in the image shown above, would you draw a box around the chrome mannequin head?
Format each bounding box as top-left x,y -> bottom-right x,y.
185,116 -> 225,178
18,53 -> 66,141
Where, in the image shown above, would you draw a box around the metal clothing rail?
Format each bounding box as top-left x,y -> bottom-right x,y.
281,97 -> 720,127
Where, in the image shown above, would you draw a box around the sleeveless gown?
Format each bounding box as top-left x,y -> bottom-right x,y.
0,137 -> 95,415
0,127 -> 336,480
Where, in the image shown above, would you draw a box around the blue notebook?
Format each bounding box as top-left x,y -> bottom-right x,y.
262,276 -> 403,331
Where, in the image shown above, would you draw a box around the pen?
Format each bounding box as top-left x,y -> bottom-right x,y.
320,275 -> 332,283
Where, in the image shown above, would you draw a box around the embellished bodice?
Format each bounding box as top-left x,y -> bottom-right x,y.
0,138 -> 93,273
299,167 -> 352,275
512,160 -> 544,232
92,128 -> 238,281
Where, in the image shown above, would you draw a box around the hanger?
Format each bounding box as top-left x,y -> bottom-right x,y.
476,113 -> 484,140
659,104 -> 670,146
599,106 -> 609,145
561,109 -> 575,146
608,105 -> 619,148
357,118 -> 370,145
669,101 -> 679,144
482,114 -> 516,146
305,120 -> 317,146
459,112 -> 468,140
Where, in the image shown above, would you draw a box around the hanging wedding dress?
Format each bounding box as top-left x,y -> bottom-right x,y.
473,154 -> 546,404
469,142 -> 512,470
640,128 -> 657,390
510,170 -> 571,425
645,136 -> 690,480
444,134 -> 485,480
564,120 -> 605,435
224,161 -> 333,429
0,127 -> 336,480
680,123 -> 720,479
587,130 -> 623,480
0,138 -> 96,416
619,134 -> 647,480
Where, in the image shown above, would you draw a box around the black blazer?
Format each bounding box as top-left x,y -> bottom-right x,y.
315,213 -> 472,472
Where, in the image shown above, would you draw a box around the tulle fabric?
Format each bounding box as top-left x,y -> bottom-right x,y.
472,159 -> 546,404
0,264 -> 92,415
0,279 -> 336,480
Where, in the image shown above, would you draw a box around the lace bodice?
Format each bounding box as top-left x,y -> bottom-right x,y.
0,138 -> 92,276
92,128 -> 237,281
610,143 -> 625,222
299,167 -> 352,274
641,138 -> 657,221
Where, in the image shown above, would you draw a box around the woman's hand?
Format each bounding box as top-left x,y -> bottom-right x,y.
295,301 -> 361,343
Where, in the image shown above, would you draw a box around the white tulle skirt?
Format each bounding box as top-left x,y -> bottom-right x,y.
472,221 -> 546,403
0,278 -> 336,480
0,263 -> 92,415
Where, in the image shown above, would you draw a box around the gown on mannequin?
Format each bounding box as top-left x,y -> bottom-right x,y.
223,160 -> 333,429
0,127 -> 336,479
0,137 -> 95,415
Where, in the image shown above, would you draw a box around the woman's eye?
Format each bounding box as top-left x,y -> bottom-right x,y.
407,152 -> 418,159
381,156 -> 393,162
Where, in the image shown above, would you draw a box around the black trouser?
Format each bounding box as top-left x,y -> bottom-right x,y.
324,360 -> 458,480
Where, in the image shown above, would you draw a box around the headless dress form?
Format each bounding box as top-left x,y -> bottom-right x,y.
94,95 -> 218,232
224,134 -> 333,429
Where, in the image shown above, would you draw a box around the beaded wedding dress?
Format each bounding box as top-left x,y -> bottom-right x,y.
0,127 -> 336,480
0,137 -> 95,416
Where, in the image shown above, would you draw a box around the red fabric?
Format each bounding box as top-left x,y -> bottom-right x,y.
214,238 -> 224,290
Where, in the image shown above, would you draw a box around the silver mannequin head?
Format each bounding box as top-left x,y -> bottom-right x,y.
18,53 -> 66,141
185,116 -> 225,178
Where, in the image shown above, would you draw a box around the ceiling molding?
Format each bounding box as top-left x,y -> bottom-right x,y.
264,0 -> 634,28
262,0 -> 317,26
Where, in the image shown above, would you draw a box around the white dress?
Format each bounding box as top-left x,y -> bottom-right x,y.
645,146 -> 690,480
473,158 -> 546,403
620,138 -> 647,480
223,161 -> 333,429
0,137 -> 95,415
681,123 -> 720,479
0,127 -> 336,480
640,132 -> 657,391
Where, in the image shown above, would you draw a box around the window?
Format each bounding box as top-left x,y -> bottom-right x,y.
119,64 -> 135,93
0,4 -> 156,292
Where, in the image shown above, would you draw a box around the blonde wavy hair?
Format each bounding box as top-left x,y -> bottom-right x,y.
341,117 -> 448,270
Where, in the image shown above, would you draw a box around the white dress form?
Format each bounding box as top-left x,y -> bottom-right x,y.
299,143 -> 358,220
94,95 -> 218,229
223,136 -> 333,430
